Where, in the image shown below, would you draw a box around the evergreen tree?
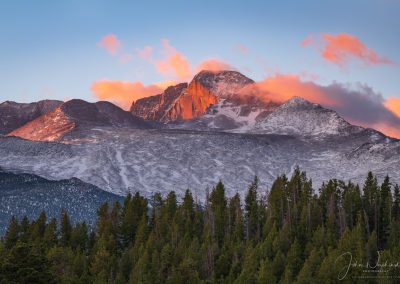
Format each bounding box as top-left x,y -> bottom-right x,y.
245,176 -> 260,241
3,216 -> 19,249
379,175 -> 392,249
1,241 -> 54,283
362,172 -> 379,235
43,218 -> 58,249
60,209 -> 72,247
209,181 -> 227,245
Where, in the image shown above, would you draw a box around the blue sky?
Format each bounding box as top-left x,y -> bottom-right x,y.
0,0 -> 399,104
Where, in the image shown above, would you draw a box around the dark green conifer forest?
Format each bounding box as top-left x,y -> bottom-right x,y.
1,168 -> 400,283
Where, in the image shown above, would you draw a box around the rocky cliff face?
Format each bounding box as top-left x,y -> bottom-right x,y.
0,100 -> 62,134
161,80 -> 218,121
130,83 -> 188,121
131,70 -> 254,122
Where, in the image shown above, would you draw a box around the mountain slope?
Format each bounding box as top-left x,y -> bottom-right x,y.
8,99 -> 150,141
0,169 -> 122,234
0,126 -> 398,200
0,100 -> 62,134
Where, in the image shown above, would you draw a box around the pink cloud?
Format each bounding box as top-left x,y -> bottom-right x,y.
98,34 -> 121,55
91,80 -> 163,110
302,33 -> 396,68
384,97 -> 400,117
138,39 -> 234,80
155,39 -> 192,80
195,59 -> 234,73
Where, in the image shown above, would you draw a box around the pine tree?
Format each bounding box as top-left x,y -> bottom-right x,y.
70,222 -> 88,252
245,176 -> 260,241
209,181 -> 227,245
392,184 -> 400,221
271,250 -> 286,282
228,193 -> 244,243
362,172 -> 379,235
257,257 -> 276,283
296,247 -> 324,283
268,175 -> 287,228
19,216 -> 30,242
379,175 -> 392,249
4,216 -> 20,249
285,238 -> 302,281
1,241 -> 55,283
43,218 -> 58,249
234,244 -> 258,284
60,209 -> 72,247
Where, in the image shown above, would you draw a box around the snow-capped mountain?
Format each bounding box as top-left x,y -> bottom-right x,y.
250,96 -> 366,137
0,69 -> 399,204
0,99 -> 62,134
8,99 -> 150,141
0,168 -> 122,234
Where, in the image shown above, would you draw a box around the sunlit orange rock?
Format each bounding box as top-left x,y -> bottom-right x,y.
162,80 -> 218,121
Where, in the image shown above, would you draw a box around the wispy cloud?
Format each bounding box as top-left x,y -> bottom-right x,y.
155,39 -> 192,80
137,39 -> 233,80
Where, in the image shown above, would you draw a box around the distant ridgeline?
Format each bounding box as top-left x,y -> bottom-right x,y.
0,168 -> 123,235
1,168 -> 400,283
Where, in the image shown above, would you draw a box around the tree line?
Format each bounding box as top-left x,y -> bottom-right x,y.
1,168 -> 400,283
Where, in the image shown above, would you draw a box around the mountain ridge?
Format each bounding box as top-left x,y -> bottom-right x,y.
8,99 -> 150,141
1,70 -> 396,142
0,99 -> 62,134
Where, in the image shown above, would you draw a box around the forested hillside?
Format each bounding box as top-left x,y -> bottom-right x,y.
1,168 -> 400,283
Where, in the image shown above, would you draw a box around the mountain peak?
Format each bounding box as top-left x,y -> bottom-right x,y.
252,96 -> 362,137
285,96 -> 309,105
192,70 -> 254,91
279,96 -> 319,110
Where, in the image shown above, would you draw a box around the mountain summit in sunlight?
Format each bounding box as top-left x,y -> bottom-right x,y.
131,70 -> 254,122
